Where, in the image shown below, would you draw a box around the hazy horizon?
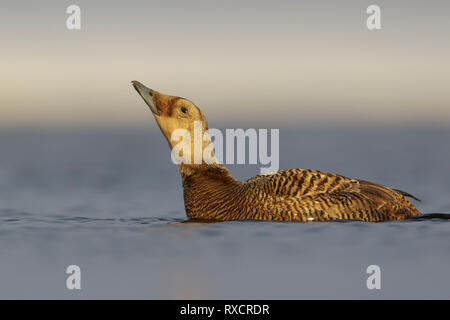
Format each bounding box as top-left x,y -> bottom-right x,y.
1,0 -> 449,128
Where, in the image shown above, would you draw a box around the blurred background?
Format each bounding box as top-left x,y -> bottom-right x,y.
1,0 -> 449,128
1,0 -> 450,299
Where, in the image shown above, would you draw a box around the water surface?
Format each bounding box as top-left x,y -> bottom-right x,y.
1,128 -> 449,299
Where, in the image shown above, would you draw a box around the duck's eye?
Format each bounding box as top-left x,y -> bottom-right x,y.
181,107 -> 188,114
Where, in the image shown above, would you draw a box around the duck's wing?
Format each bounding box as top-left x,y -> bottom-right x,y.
272,191 -> 389,222
276,184 -> 420,222
245,169 -> 421,221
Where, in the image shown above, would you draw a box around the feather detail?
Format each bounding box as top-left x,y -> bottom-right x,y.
181,165 -> 421,222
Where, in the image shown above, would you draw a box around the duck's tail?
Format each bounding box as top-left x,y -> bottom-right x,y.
392,189 -> 421,201
407,213 -> 450,220
390,190 -> 450,220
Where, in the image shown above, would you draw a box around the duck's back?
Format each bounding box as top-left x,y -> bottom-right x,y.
243,169 -> 421,222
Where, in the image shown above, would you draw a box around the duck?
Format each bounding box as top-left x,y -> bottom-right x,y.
131,81 -> 421,222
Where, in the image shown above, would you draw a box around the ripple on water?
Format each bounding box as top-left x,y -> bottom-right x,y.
1,208 -> 450,229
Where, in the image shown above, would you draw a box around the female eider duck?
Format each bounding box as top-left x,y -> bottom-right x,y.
131,81 -> 421,222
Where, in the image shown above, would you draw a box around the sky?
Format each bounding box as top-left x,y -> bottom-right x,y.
1,0 -> 449,128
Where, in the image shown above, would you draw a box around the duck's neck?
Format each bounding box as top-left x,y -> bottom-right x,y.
178,163 -> 243,220
178,163 -> 228,178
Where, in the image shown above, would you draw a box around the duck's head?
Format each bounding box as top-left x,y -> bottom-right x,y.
132,81 -> 216,165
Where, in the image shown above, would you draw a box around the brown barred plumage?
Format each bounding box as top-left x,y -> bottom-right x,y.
132,81 -> 422,222
180,164 -> 421,222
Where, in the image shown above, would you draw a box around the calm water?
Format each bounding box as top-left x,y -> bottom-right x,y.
1,128 -> 450,299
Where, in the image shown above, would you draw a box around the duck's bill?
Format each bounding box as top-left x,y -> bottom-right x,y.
131,81 -> 160,115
